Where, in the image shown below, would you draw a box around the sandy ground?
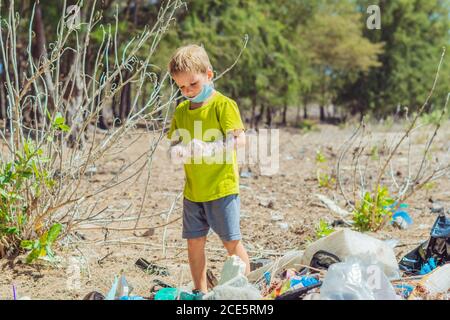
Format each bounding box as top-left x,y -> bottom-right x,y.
0,120 -> 449,299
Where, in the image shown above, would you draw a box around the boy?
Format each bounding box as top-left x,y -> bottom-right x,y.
166,44 -> 250,294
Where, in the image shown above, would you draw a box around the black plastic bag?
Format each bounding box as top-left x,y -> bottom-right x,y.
399,213 -> 450,274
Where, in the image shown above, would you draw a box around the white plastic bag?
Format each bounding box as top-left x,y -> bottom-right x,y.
301,229 -> 400,279
320,257 -> 399,300
203,275 -> 262,300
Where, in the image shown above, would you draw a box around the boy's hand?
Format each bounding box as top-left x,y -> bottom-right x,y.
168,141 -> 190,163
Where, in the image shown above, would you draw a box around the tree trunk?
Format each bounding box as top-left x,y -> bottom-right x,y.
281,104 -> 288,126
255,104 -> 265,131
303,95 -> 309,119
320,105 -> 325,122
119,72 -> 132,124
265,105 -> 272,127
250,96 -> 257,129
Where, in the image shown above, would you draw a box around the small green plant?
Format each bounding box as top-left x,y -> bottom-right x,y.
420,109 -> 447,126
315,219 -> 335,239
20,223 -> 62,263
0,138 -> 61,262
315,150 -> 336,188
370,145 -> 379,160
316,170 -> 336,188
315,149 -> 327,163
352,186 -> 395,232
297,119 -> 318,132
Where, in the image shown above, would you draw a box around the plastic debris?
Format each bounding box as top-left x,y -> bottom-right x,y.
83,291 -> 105,300
116,274 -> 132,299
135,258 -> 170,276
247,250 -> 304,283
203,275 -> 262,300
240,171 -> 252,178
270,211 -> 284,221
301,229 -> 400,279
219,255 -> 247,285
277,222 -> 289,231
309,250 -> 341,270
320,257 -> 399,300
394,284 -> 415,299
430,202 -> 444,214
154,287 -> 178,300
412,264 -> 450,297
391,210 -> 413,229
105,276 -> 119,300
399,212 -> 449,275
419,258 -> 437,275
315,194 -> 351,218
250,258 -> 271,272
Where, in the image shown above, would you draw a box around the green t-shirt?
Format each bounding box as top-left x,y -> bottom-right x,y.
167,91 -> 245,202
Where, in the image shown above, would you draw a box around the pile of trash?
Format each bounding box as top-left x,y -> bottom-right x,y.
68,209 -> 447,300
154,210 -> 446,301
85,211 -> 447,301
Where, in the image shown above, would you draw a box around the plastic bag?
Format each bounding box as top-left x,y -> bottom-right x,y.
320,257 -> 399,300
399,213 -> 450,275
301,229 -> 400,279
203,275 -> 261,300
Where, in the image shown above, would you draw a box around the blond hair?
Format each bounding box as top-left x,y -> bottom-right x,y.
168,44 -> 213,75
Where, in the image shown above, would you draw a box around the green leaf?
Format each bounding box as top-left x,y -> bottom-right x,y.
20,240 -> 35,250
47,223 -> 62,244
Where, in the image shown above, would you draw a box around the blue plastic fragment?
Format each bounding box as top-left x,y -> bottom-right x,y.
264,271 -> 271,285
419,257 -> 437,275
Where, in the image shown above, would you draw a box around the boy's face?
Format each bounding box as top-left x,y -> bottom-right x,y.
172,70 -> 213,99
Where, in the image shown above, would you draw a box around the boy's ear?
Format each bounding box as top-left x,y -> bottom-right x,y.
207,69 -> 214,81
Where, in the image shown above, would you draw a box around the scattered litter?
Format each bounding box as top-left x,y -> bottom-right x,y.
394,284 -> 415,299
276,222 -> 289,231
392,210 -> 413,229
240,171 -> 252,178
270,211 -> 284,222
247,250 -> 304,283
207,269 -> 218,290
309,250 -> 341,270
430,202 -> 444,214
258,197 -> 275,209
250,258 -> 271,272
83,291 -> 105,300
331,219 -> 352,227
150,279 -> 173,293
154,287 -> 178,300
315,194 -> 351,218
135,258 -> 170,276
219,255 -> 247,285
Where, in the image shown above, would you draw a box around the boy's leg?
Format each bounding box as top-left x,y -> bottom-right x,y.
187,236 -> 208,293
222,239 -> 251,275
182,197 -> 210,293
204,194 -> 251,274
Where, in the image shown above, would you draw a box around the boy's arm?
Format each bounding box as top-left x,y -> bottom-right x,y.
230,129 -> 246,149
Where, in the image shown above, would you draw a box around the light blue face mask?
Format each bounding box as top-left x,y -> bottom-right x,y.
184,82 -> 214,103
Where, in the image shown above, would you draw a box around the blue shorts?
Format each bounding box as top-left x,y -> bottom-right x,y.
182,194 -> 241,241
